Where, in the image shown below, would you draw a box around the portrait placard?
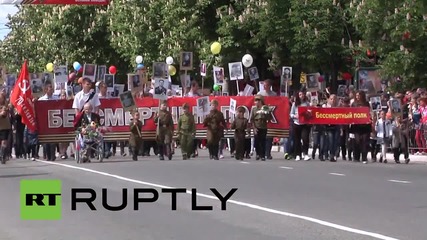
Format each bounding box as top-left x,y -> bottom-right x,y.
248,67 -> 259,81
196,96 -> 209,117
104,74 -> 115,91
127,74 -> 142,92
228,62 -> 244,81
306,73 -> 320,91
119,91 -> 136,113
213,66 -> 225,85
370,95 -> 381,111
153,78 -> 169,100
82,64 -> 97,82
97,65 -> 107,81
54,65 -> 68,84
180,51 -> 193,71
229,98 -> 237,114
153,62 -> 168,79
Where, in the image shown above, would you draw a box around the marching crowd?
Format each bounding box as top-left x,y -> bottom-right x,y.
284,87 -> 427,164
0,76 -> 426,165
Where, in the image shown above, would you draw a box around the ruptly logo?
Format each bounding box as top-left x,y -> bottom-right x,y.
20,179 -> 62,220
20,179 -> 237,220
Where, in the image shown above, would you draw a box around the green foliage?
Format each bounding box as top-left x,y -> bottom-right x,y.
0,0 -> 426,90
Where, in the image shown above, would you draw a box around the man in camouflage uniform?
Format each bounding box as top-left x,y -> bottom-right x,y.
178,103 -> 196,160
129,109 -> 143,161
154,100 -> 174,160
231,106 -> 249,161
251,95 -> 272,161
203,99 -> 226,160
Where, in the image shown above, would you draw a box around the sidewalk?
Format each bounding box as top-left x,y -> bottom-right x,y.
271,146 -> 427,163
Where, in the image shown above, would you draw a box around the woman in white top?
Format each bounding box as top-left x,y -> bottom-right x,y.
290,91 -> 311,161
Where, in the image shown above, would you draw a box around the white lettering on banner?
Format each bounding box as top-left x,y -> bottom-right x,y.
63,110 -> 75,128
49,110 -> 62,128
269,106 -> 277,123
137,107 -> 155,125
48,109 -> 76,128
45,105 -> 279,128
102,108 -> 125,127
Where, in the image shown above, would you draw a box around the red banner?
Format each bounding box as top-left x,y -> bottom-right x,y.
0,0 -> 108,5
35,96 -> 290,140
10,60 -> 37,132
297,106 -> 371,125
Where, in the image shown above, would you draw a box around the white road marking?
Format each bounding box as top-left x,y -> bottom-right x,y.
240,162 -> 250,164
279,166 -> 293,169
35,160 -> 399,240
388,180 -> 411,184
329,173 -> 345,176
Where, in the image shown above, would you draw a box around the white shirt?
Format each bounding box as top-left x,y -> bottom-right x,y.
98,93 -> 107,99
257,90 -> 277,97
72,90 -> 101,112
85,113 -> 92,123
186,90 -> 201,97
38,94 -> 59,101
375,118 -> 392,138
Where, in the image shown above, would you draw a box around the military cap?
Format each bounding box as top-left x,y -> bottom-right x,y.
254,95 -> 264,101
211,99 -> 219,106
182,103 -> 190,109
237,106 -> 246,113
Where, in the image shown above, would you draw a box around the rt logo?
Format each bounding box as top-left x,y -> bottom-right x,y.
20,179 -> 62,220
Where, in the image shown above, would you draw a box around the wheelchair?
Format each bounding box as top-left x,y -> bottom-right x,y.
75,132 -> 104,164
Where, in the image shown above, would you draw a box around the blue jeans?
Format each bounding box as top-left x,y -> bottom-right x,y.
312,131 -> 325,158
323,127 -> 340,159
104,142 -> 112,155
286,123 -> 295,154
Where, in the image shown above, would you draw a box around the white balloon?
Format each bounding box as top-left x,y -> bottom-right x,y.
135,55 -> 143,64
242,54 -> 253,68
166,56 -> 174,65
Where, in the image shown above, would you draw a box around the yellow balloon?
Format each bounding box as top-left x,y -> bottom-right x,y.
210,41 -> 221,55
46,63 -> 54,72
168,65 -> 176,76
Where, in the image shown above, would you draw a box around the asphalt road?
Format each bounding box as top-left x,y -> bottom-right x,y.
0,149 -> 426,240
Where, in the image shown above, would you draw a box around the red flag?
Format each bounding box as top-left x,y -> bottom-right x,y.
10,60 -> 38,132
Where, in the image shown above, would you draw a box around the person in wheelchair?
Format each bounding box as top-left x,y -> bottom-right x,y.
74,103 -> 101,162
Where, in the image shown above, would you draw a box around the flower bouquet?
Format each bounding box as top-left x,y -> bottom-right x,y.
76,121 -> 110,143
257,105 -> 271,115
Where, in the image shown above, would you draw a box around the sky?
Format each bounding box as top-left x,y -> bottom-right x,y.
0,5 -> 18,40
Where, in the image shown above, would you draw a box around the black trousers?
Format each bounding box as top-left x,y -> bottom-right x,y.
234,135 -> 245,159
394,138 -> 409,161
15,129 -> 25,157
354,133 -> 370,161
208,143 -> 219,158
44,144 -> 56,161
254,128 -> 267,158
192,139 -> 200,155
348,138 -> 355,159
340,129 -> 349,158
294,124 -> 311,157
28,145 -> 37,158
244,138 -> 251,155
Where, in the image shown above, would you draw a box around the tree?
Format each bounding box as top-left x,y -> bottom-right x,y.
350,0 -> 427,90
290,0 -> 352,90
